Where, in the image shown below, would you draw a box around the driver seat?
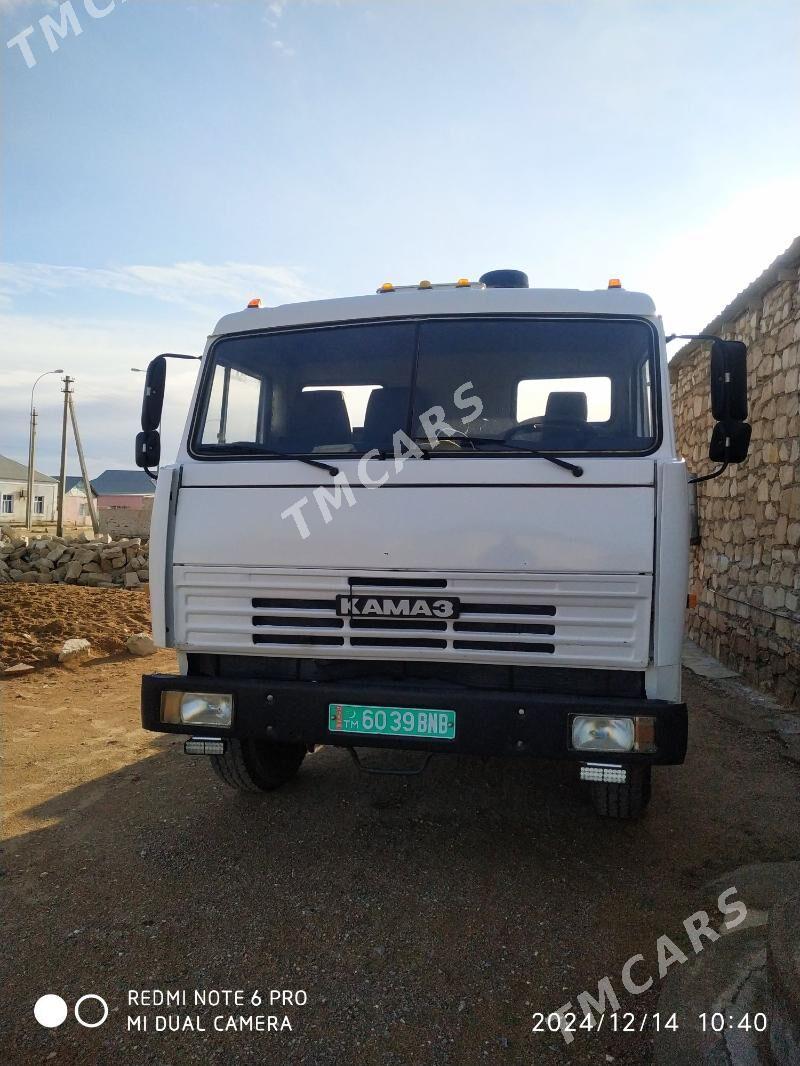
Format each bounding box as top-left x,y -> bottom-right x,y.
362,387 -> 410,450
289,390 -> 351,450
539,391 -> 590,449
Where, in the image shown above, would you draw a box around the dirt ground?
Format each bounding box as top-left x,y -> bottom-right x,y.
2,589 -> 799,1065
1,585 -> 151,671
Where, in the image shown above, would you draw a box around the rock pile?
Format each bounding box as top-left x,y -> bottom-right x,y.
0,533 -> 149,588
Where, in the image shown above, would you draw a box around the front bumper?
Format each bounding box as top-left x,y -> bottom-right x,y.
141,673 -> 687,765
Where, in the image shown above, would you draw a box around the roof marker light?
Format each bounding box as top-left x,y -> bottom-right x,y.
418,279 -> 432,289
455,278 -> 470,287
608,278 -> 622,289
247,298 -> 262,308
378,282 -> 395,293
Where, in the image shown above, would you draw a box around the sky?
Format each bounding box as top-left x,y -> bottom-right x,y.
2,0 -> 799,476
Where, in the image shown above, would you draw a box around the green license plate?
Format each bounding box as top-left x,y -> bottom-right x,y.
328,703 -> 456,740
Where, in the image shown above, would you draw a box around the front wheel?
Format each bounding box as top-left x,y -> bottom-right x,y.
591,766 -> 652,819
210,738 -> 306,792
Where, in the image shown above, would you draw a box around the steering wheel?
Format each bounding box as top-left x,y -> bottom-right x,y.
434,429 -> 478,451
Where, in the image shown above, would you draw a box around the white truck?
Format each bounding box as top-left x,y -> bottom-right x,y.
136,269 -> 750,817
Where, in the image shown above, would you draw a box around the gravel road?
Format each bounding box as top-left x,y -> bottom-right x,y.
2,652 -> 799,1065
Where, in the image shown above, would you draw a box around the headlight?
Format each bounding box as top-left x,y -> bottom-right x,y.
571,715 -> 656,753
572,715 -> 635,752
161,691 -> 234,728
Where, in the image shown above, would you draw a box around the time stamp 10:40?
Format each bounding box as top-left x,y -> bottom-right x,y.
532,1011 -> 769,1035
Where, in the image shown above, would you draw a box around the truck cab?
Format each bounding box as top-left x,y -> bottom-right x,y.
136,269 -> 749,817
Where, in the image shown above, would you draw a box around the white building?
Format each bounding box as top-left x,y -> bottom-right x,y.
0,454 -> 58,527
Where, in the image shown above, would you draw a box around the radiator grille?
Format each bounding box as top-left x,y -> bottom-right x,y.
175,568 -> 652,669
251,587 -> 558,657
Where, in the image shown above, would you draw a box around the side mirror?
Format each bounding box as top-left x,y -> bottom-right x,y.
135,429 -> 161,470
711,340 -> 748,422
141,355 -> 167,433
709,420 -> 751,464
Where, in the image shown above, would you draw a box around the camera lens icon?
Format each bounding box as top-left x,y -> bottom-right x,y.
74,994 -> 109,1028
34,993 -> 109,1029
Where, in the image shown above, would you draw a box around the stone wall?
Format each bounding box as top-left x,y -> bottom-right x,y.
670,249 -> 800,707
98,498 -> 154,539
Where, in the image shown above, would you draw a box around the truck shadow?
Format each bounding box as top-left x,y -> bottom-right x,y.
4,720 -> 798,1065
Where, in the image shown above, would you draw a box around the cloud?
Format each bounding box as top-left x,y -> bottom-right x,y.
263,0 -> 288,28
262,0 -> 298,56
0,259 -> 326,474
0,0 -> 58,13
0,309 -> 202,475
271,38 -> 295,56
0,260 -> 325,315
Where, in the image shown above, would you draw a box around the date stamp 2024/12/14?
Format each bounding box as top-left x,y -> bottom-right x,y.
532,1010 -> 769,1038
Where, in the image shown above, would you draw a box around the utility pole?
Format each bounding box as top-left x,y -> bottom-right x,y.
26,409 -> 37,529
56,376 -> 73,537
67,391 -> 100,535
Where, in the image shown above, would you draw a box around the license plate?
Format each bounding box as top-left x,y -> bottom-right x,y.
328,703 -> 456,740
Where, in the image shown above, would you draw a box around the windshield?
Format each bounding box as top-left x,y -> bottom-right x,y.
191,317 -> 658,458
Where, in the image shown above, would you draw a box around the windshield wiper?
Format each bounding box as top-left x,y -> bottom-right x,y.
464,438 -> 584,477
210,442 -> 339,476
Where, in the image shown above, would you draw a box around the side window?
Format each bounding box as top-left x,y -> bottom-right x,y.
202,366 -> 264,445
34,496 -> 45,515
1,494 -> 13,514
516,377 -> 612,423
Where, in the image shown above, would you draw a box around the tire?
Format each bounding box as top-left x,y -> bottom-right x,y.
210,738 -> 306,793
591,766 -> 652,819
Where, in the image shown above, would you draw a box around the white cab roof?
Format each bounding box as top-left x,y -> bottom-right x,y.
213,286 -> 657,336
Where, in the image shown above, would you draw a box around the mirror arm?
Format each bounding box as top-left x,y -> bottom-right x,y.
665,333 -> 724,344
143,466 -> 158,483
688,462 -> 728,485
